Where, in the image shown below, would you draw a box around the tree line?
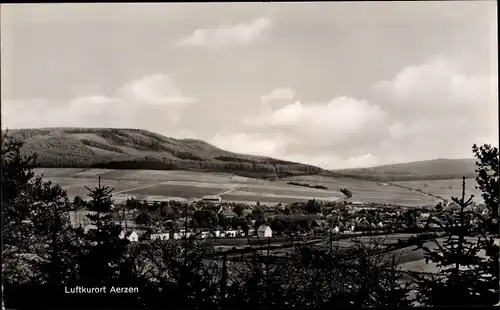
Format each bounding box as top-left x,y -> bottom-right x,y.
2,133 -> 499,309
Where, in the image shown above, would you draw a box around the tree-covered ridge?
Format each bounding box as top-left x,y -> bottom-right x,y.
329,158 -> 478,181
6,127 -> 323,178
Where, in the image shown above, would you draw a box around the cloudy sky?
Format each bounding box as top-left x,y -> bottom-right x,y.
1,2 -> 497,169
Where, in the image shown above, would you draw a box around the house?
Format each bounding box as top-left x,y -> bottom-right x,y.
119,230 -> 139,242
173,232 -> 193,239
150,232 -> 169,241
257,225 -> 272,238
200,231 -> 211,239
224,230 -> 238,238
420,212 -> 430,220
202,195 -> 222,203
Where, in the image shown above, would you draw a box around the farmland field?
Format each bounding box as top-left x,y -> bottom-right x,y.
239,184 -> 343,198
282,175 -> 441,206
125,184 -> 231,199
393,178 -> 483,203
33,168 -> 447,206
34,168 -> 86,177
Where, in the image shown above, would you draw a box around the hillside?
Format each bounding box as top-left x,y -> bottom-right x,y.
329,158 -> 477,182
4,127 -> 323,179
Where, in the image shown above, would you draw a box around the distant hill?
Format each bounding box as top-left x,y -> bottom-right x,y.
3,127 -> 323,179
328,158 -> 477,182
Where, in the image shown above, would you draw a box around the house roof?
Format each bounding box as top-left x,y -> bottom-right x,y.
124,231 -> 137,238
258,225 -> 271,231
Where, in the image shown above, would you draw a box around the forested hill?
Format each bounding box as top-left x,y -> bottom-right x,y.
5,128 -> 323,179
328,158 -> 477,182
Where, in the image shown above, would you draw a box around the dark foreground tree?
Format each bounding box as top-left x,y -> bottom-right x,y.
2,135 -> 78,309
69,177 -> 134,308
412,144 -> 499,306
472,143 -> 499,233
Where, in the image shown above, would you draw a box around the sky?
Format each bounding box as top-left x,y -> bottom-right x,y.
1,2 -> 498,169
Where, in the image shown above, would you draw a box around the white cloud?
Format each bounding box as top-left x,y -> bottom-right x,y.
248,96 -> 388,146
374,56 -> 498,161
214,94 -> 389,169
374,56 -> 496,112
176,17 -> 272,48
1,74 -> 196,131
209,132 -> 382,169
117,74 -> 196,105
212,56 -> 497,169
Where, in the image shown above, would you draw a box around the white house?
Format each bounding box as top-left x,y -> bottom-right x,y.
150,233 -> 170,241
200,231 -> 211,239
119,230 -> 139,242
257,225 -> 272,238
420,212 -> 430,220
225,230 -> 238,238
173,230 -> 193,240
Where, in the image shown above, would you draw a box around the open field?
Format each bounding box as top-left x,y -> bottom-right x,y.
35,168 -> 343,204
238,184 -> 344,198
35,168 -> 446,206
393,178 -> 484,203
125,184 -> 230,199
282,175 -> 441,206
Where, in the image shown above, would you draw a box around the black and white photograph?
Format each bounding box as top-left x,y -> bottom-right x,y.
1,2 -> 498,309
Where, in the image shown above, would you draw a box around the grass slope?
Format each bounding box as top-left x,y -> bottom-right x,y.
6,127 -> 323,179
329,158 -> 477,182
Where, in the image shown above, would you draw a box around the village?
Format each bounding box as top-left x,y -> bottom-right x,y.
71,194 -> 490,244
